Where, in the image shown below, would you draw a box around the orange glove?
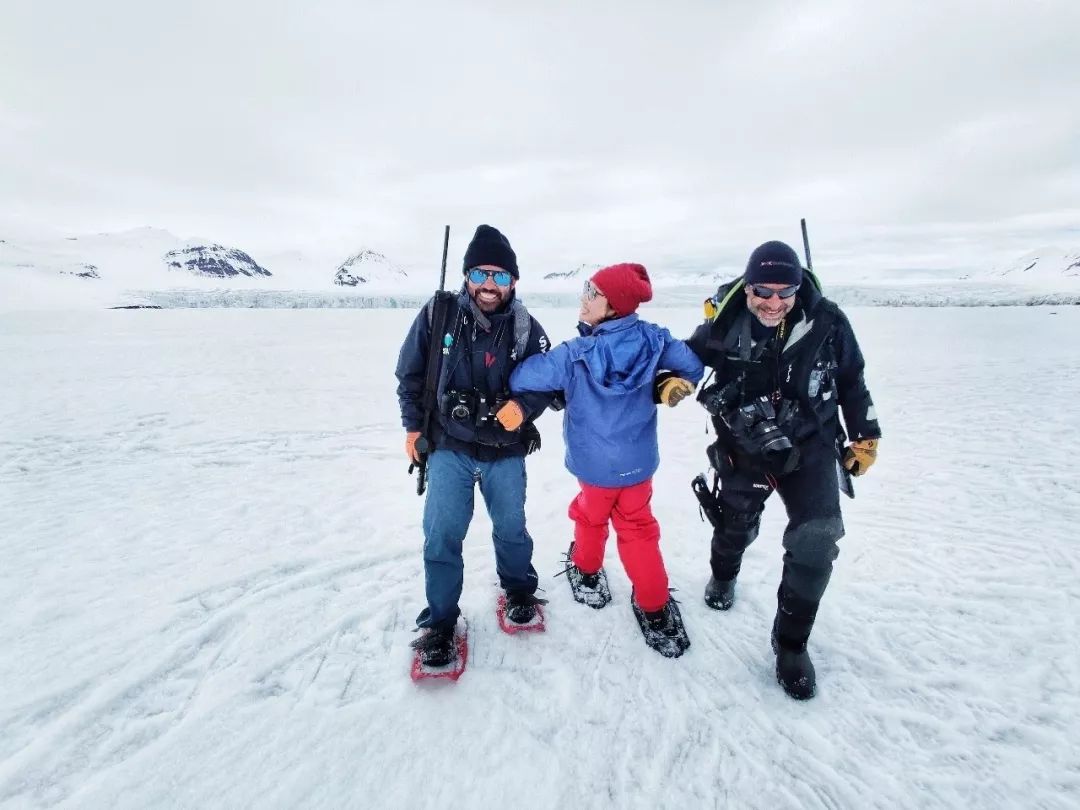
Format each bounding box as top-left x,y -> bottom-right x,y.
843,439 -> 878,476
658,377 -> 695,407
405,431 -> 422,463
495,400 -> 525,431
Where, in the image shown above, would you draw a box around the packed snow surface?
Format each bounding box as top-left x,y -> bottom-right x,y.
1,305 -> 1077,809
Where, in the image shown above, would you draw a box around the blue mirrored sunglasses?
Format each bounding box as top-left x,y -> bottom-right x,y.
467,267 -> 513,287
748,283 -> 798,300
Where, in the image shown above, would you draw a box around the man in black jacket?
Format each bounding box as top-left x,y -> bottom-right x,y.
688,240 -> 881,699
396,225 -> 554,668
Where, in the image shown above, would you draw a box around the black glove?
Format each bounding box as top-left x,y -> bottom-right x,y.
521,422 -> 542,455
697,381 -> 734,416
652,371 -> 676,404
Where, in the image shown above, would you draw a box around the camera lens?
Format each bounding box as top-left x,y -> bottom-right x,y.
759,429 -> 792,457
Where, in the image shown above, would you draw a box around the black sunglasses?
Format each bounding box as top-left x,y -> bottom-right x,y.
748,283 -> 798,300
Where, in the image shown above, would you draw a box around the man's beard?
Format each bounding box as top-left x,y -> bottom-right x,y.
472,287 -> 508,312
751,301 -> 786,327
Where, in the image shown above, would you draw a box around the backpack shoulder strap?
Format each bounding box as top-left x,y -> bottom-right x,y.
708,277 -> 745,323
510,300 -> 532,360
426,294 -> 462,333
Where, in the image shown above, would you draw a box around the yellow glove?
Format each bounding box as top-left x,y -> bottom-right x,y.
843,439 -> 878,476
405,431 -> 423,463
658,377 -> 695,408
495,400 -> 525,431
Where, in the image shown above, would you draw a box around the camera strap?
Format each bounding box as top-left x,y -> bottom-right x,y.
737,312 -> 779,364
736,311 -> 786,403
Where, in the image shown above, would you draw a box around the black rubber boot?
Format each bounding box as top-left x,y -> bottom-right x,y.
771,623 -> 816,701
771,587 -> 819,700
704,576 -> 736,610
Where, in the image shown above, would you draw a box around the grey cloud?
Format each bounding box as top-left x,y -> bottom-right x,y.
2,0 -> 1077,277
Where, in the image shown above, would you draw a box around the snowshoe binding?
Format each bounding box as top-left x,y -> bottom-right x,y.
558,543 -> 612,609
410,622 -> 468,682
632,596 -> 691,659
496,592 -> 547,634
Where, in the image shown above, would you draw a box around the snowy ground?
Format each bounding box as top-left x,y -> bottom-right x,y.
1,305 -> 1078,809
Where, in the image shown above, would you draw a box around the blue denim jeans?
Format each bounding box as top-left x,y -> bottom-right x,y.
416,449 -> 538,630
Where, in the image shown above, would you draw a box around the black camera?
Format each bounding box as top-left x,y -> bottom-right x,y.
720,395 -> 800,475
442,390 -> 477,422
441,389 -> 514,428
697,379 -> 739,416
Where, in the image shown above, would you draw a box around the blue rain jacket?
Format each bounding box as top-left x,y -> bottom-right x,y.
510,315 -> 703,486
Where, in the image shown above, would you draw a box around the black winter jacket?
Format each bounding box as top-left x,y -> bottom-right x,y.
396,289 -> 555,461
687,276 -> 881,453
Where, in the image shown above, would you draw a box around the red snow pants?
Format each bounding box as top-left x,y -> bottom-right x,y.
568,479 -> 669,613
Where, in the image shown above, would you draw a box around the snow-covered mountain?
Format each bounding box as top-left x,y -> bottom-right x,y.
542,262 -> 601,281
989,247 -> 1080,281
164,244 -> 271,279
332,250 -> 409,288
0,226 -> 178,283
0,227 -> 285,309
536,262 -> 725,291
0,228 -> 428,309
0,227 -> 276,284
4,226 -> 1079,311
60,264 -> 100,279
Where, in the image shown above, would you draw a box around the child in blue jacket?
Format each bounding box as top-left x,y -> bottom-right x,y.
510,263 -> 704,656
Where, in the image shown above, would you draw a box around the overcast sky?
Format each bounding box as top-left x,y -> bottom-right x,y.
2,0 -> 1078,277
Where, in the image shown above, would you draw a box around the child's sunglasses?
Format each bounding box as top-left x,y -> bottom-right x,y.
467,267 -> 513,287
581,280 -> 603,301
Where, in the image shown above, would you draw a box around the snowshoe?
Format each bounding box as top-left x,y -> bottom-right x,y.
410,622 -> 468,682
632,596 -> 690,659
558,543 -> 612,609
496,592 -> 546,634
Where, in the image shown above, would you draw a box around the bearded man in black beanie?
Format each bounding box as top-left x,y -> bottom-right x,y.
687,240 -> 882,699
396,225 -> 555,669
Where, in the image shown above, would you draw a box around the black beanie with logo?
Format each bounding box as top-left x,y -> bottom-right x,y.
744,241 -> 803,287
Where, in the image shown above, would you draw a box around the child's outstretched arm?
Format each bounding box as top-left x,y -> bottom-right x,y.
509,319 -> 559,421
659,334 -> 705,385
653,334 -> 706,407
510,342 -> 573,395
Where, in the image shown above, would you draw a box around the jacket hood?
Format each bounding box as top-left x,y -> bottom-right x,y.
570,315 -> 661,394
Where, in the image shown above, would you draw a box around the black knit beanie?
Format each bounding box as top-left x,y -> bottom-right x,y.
462,225 -> 519,279
744,241 -> 803,287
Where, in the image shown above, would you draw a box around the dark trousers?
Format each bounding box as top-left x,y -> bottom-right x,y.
710,442 -> 844,631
